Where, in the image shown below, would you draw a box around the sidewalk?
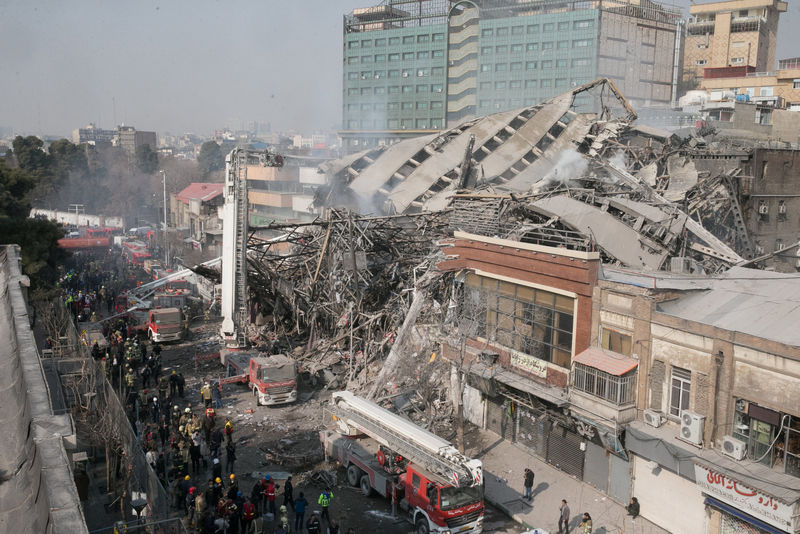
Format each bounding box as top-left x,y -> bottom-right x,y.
468,428 -> 669,534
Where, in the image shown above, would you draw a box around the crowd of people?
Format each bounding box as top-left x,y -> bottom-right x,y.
56,250 -> 366,533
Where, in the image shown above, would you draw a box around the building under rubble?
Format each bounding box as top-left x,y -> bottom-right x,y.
297,80 -> 800,533
341,0 -> 682,152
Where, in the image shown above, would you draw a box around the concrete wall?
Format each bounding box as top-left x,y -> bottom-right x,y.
30,208 -> 124,229
0,246 -> 87,534
746,148 -> 800,270
598,11 -> 676,106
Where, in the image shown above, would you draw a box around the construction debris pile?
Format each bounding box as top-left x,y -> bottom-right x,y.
319,78 -> 791,275
235,209 -> 457,396
198,79 -> 797,406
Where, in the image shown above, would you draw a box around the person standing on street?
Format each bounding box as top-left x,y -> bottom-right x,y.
318,487 -> 333,524
306,511 -> 322,534
523,468 -> 534,501
294,491 -> 308,531
283,475 -> 294,511
558,499 -> 571,534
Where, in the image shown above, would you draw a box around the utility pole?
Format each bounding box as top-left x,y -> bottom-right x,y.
160,170 -> 168,266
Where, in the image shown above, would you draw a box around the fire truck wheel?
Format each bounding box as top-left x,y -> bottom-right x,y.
346,464 -> 361,487
359,475 -> 373,497
414,516 -> 430,534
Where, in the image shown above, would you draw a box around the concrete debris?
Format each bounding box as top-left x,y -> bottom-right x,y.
189,79 -> 800,403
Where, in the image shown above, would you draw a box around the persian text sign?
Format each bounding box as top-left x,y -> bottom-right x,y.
694,464 -> 795,532
510,351 -> 547,378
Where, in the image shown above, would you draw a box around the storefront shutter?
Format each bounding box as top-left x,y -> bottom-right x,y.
516,406 -> 547,457
486,396 -> 515,441
546,423 -> 585,479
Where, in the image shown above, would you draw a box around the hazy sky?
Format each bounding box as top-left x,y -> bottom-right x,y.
2,0 -> 799,139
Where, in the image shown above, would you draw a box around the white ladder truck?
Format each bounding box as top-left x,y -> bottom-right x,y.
219,148 -> 283,357
321,391 -> 484,534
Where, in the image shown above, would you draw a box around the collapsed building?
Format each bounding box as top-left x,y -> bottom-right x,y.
203,79 -> 800,534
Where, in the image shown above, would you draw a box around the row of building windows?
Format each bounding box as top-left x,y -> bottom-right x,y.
347,84 -> 445,96
478,77 -> 573,92
347,67 -> 446,80
346,118 -> 444,130
347,101 -> 445,112
480,19 -> 594,38
481,39 -> 593,55
479,58 -> 593,72
347,32 -> 446,48
347,50 -> 445,64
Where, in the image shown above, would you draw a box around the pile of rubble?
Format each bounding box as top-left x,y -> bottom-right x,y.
197,78 -> 796,408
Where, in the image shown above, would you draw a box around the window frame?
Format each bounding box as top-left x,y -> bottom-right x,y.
669,366 -> 691,418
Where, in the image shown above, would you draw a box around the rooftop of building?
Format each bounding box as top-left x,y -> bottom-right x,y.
345,0 -> 680,31
176,182 -> 224,204
689,0 -> 786,14
602,265 -> 800,347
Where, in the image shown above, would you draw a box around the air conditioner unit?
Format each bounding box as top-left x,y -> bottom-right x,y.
680,410 -> 705,446
402,72 -> 409,77
779,203 -> 787,214
759,204 -> 769,214
644,409 -> 663,428
721,435 -> 747,460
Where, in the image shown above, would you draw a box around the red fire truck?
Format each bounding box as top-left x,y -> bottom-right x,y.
321,391 -> 484,534
147,307 -> 184,343
219,352 -> 299,406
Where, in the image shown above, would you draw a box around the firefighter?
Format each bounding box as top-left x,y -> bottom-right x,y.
200,381 -> 212,408
318,487 -> 333,524
224,418 -> 234,444
124,366 -> 136,389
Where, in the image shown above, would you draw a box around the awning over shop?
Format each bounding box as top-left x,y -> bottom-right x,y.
704,496 -> 788,534
468,359 -> 569,407
573,347 -> 638,376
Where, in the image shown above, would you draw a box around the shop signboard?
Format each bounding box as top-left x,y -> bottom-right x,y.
694,464 -> 795,532
510,351 -> 547,378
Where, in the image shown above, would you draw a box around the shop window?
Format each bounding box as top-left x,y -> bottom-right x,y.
601,328 -> 632,356
669,366 -> 691,417
462,274 -> 575,368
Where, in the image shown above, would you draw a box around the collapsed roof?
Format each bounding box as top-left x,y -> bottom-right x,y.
320,78 -> 751,273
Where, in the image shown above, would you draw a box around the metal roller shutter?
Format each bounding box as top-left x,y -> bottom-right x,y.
486,396 -> 515,441
583,442 -> 609,493
516,407 -> 546,457
546,423 -> 585,479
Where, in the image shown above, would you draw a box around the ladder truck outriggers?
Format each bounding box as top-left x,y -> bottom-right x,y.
321,391 -> 484,534
217,148 -> 298,405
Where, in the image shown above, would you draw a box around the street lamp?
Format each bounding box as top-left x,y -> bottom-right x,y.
160,170 -> 168,266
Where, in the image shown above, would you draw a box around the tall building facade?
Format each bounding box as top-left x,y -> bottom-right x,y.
683,0 -> 787,87
342,0 -> 681,153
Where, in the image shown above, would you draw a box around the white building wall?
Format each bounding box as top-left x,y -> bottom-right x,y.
462,384 -> 485,428
632,454 -> 707,533
299,167 -> 327,185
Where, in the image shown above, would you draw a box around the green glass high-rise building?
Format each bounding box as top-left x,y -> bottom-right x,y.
341,0 -> 682,153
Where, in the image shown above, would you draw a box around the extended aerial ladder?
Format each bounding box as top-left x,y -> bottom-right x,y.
219,148 -> 283,349
330,391 -> 482,488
